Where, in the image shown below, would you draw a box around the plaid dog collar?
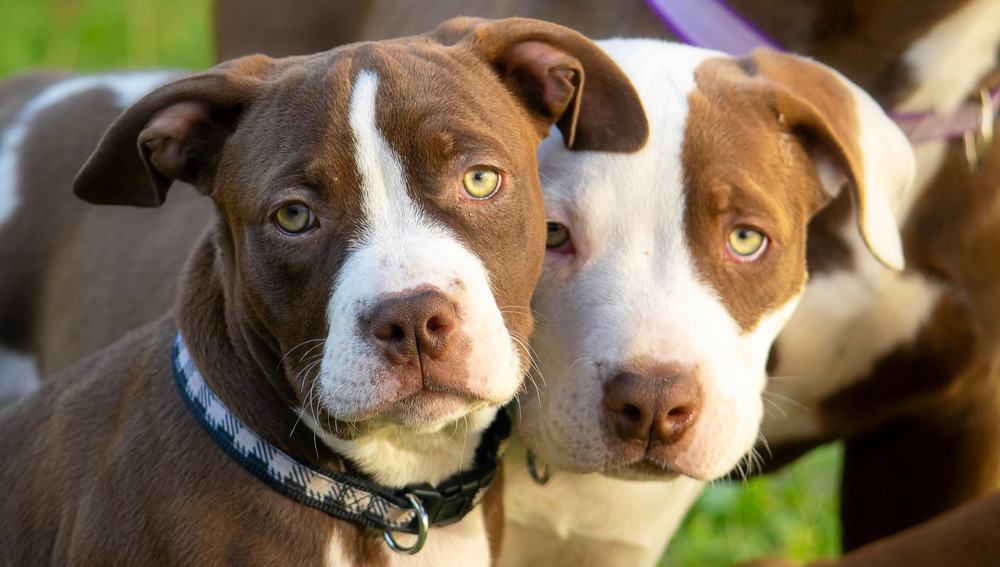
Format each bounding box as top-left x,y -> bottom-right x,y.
172,333 -> 510,554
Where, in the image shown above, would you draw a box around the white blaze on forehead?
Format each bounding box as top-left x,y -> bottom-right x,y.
349,71 -> 448,244
312,70 -> 522,486
0,71 -> 176,227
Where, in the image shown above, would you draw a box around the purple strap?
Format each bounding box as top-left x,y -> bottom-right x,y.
647,0 -> 999,145
891,87 -> 1000,144
646,0 -> 780,55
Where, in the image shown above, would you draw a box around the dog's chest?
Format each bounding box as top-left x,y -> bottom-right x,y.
324,508 -> 491,567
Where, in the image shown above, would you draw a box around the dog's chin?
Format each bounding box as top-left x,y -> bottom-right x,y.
381,392 -> 488,431
603,460 -> 682,481
332,392 -> 498,436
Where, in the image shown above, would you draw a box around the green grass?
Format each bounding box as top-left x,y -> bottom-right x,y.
0,0 -> 212,78
0,2 -> 842,565
664,445 -> 841,566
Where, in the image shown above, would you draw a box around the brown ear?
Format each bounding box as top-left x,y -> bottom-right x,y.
73,55 -> 275,207
430,17 -> 648,152
743,48 -> 915,271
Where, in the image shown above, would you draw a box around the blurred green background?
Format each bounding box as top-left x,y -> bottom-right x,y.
0,1 -> 841,565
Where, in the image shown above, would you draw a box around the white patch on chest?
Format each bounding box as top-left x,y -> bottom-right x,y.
499,442 -> 704,566
323,503 -> 490,567
0,71 -> 176,228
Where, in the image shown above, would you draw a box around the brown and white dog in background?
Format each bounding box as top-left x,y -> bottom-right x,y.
210,0 -> 1000,561
0,18 -> 649,564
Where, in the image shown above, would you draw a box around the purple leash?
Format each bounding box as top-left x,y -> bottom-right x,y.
647,0 -> 998,160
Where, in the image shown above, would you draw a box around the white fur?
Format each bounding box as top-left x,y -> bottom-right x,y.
0,72 -> 175,228
312,71 -> 521,489
830,74 -> 913,271
321,504 -> 490,567
384,506 -> 490,567
299,407 -> 496,488
500,441 -> 704,567
515,40 -> 798,484
500,38 -> 918,566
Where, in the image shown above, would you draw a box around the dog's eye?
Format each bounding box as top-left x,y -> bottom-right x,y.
727,226 -> 767,260
275,203 -> 316,234
462,166 -> 501,199
546,221 -> 571,249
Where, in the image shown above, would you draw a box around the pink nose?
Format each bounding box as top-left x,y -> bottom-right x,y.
603,364 -> 702,445
367,290 -> 457,364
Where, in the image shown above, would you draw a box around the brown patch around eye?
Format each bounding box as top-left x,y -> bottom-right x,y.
681,57 -> 818,332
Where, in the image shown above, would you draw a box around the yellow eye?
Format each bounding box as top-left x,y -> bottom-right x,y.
275,203 -> 315,234
727,226 -> 767,259
546,221 -> 571,249
462,167 -> 501,199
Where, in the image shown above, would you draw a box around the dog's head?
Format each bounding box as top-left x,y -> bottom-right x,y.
73,18 -> 646,485
517,41 -> 914,480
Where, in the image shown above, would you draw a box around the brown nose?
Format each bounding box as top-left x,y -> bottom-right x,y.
603,365 -> 702,445
368,290 -> 457,363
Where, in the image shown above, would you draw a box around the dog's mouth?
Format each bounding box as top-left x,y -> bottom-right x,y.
605,458 -> 682,481
327,380 -> 497,434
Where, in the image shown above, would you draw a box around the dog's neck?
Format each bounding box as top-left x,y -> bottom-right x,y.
175,232 -> 341,471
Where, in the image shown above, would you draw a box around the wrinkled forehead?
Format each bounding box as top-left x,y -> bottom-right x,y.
223,39 -> 537,199
541,41 -> 813,227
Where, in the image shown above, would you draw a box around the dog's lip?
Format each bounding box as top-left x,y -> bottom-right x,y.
605,459 -> 682,481
336,385 -> 493,424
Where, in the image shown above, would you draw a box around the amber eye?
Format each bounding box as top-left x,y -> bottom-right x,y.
727,226 -> 767,260
275,203 -> 316,234
462,166 -> 501,199
546,221 -> 571,249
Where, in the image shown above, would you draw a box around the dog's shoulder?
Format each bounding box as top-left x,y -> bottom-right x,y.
0,317 -> 182,563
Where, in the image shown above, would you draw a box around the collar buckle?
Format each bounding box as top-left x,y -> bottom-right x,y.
408,466 -> 497,527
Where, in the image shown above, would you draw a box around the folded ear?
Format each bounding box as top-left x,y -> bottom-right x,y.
73,55 -> 275,207
747,48 -> 915,271
430,17 -> 648,152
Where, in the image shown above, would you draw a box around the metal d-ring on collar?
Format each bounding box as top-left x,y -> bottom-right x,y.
383,494 -> 430,554
526,448 -> 551,485
963,88 -> 996,171
172,333 -> 511,556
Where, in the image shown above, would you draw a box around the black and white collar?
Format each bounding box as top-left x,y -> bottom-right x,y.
172,333 -> 510,554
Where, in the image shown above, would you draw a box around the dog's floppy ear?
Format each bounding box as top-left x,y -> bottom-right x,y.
745,48 -> 915,271
74,55 -> 275,207
431,17 -> 648,152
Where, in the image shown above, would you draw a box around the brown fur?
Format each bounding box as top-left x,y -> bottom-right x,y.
206,0 -> 995,549
0,17 -> 649,563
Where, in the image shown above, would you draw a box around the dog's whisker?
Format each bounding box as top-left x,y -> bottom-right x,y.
278,338 -> 326,369
761,390 -> 807,410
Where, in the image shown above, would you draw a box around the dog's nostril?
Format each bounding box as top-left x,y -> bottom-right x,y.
621,403 -> 643,423
426,315 -> 450,334
374,323 -> 406,342
667,406 -> 689,418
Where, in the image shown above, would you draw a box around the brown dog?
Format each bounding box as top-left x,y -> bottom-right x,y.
210,0 -> 1000,552
0,18 -> 647,564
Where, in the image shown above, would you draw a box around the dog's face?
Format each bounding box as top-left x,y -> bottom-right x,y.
74,18 -> 647,481
516,40 -> 914,480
